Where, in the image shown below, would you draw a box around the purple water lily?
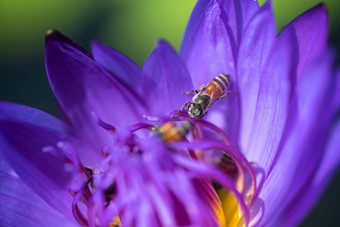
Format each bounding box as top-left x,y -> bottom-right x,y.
1,0 -> 339,226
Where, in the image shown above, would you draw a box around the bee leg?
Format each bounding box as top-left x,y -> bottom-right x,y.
183,89 -> 199,95
218,93 -> 228,100
199,84 -> 206,92
180,101 -> 191,112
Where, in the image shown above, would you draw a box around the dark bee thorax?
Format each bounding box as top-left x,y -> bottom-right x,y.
193,94 -> 210,110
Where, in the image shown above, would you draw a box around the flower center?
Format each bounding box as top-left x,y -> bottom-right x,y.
55,112 -> 257,227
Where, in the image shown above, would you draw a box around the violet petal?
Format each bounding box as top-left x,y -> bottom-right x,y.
0,171 -> 76,226
240,9 -> 293,177
179,0 -> 235,87
281,119 -> 340,227
142,40 -> 193,116
45,30 -> 146,161
258,50 -> 335,225
275,51 -> 339,226
237,1 -> 276,153
180,0 -> 210,55
0,101 -> 69,174
91,41 -> 143,94
0,102 -> 74,220
0,101 -> 68,131
280,4 -> 328,81
218,0 -> 259,46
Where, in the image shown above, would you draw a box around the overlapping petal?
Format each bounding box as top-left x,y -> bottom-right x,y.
282,119 -> 340,227
237,1 -> 276,153
0,102 -> 74,220
45,30 -> 146,163
217,0 -> 259,46
280,4 -> 329,83
91,41 -> 143,94
0,171 -> 76,227
258,50 -> 336,225
142,40 -> 193,115
180,0 -> 235,87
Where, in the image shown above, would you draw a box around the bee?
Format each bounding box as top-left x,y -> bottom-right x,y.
217,153 -> 237,176
84,167 -> 115,206
181,74 -> 231,119
212,153 -> 237,191
153,121 -> 193,142
84,166 -> 94,188
109,222 -> 121,227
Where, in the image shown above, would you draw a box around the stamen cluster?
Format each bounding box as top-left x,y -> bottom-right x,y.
53,111 -> 258,227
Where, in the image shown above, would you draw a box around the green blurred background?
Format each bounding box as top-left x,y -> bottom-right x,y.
0,0 -> 339,226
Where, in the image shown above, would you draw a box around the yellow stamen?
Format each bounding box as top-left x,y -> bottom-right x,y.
218,189 -> 244,227
109,216 -> 121,227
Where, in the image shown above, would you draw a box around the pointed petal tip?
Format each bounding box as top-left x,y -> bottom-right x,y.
305,3 -> 328,20
45,29 -> 93,59
45,29 -> 66,43
155,39 -> 171,49
89,40 -> 100,49
262,0 -> 272,9
315,2 -> 328,11
46,28 -> 57,37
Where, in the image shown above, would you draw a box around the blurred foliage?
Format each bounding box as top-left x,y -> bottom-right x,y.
0,0 -> 107,63
0,1 -> 339,226
98,0 -> 197,66
1,0 -> 339,67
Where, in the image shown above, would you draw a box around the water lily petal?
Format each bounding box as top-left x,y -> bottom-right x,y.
91,41 -> 143,94
276,55 -> 340,226
241,13 -> 294,180
281,119 -> 340,227
180,0 -> 234,87
286,54 -> 336,185
45,30 -> 145,161
0,102 -> 74,220
280,4 -> 328,82
0,101 -> 69,173
142,39 -> 193,115
218,0 -> 259,45
0,171 -> 76,226
237,1 -> 276,152
258,51 -> 335,225
0,101 -> 68,131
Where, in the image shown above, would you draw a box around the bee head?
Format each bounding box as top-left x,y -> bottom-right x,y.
188,103 -> 204,119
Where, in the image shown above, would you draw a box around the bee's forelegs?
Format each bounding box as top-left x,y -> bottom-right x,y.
183,89 -> 199,95
180,101 -> 191,112
198,111 -> 208,119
